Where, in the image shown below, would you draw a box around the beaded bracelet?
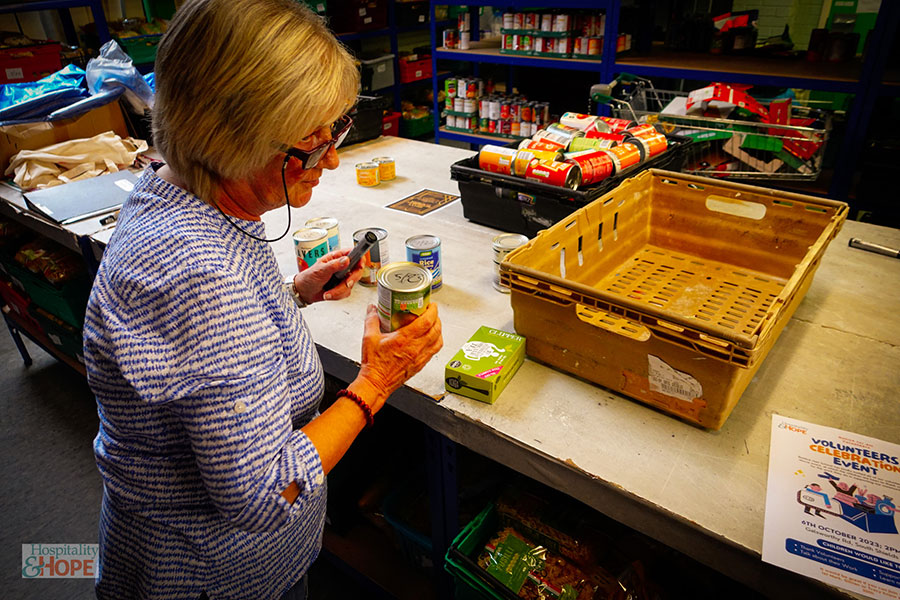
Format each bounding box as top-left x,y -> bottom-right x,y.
337,388 -> 374,428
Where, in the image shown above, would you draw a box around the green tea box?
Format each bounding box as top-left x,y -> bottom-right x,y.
444,326 -> 525,404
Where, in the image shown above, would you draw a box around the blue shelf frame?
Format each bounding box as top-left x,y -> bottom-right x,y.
428,0 -> 900,205
1,0 -> 111,45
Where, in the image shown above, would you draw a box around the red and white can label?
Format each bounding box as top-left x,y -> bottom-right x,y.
565,150 -> 615,184
523,159 -> 582,189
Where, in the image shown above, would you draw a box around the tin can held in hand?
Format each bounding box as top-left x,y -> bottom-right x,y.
304,217 -> 339,252
293,227 -> 329,272
406,235 -> 442,291
377,262 -> 432,332
492,233 -> 528,292
353,227 -> 389,285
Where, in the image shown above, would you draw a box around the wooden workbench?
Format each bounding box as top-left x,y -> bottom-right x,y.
263,137 -> 899,598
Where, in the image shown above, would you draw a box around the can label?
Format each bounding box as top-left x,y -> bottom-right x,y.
569,136 -> 618,152
304,217 -> 339,252
514,149 -> 561,175
588,36 -> 601,55
520,138 -> 566,152
479,145 -> 517,175
373,157 -> 395,181
406,235 -> 442,291
492,233 -> 528,292
293,228 -> 329,272
624,124 -> 658,138
445,78 -> 456,98
565,150 -> 614,185
523,159 -> 582,189
630,131 -> 668,158
560,112 -> 598,132
604,142 -> 642,172
598,116 -> 635,133
377,263 -> 432,332
354,228 -> 389,285
356,162 -> 380,186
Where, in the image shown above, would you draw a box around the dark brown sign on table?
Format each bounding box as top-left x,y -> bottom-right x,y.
387,189 -> 459,216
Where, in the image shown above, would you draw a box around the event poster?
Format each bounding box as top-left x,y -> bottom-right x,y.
763,416 -> 900,599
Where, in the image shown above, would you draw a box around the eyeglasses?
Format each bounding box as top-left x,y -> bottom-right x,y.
282,114 -> 353,169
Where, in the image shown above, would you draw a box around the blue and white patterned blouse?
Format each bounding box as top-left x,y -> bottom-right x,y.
84,165 -> 327,599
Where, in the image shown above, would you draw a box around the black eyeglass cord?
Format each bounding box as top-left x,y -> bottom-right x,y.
213,155 -> 293,243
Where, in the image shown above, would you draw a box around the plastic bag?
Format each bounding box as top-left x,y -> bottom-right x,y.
0,65 -> 88,120
85,40 -> 154,112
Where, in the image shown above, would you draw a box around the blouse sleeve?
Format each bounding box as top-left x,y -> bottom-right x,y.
97,262 -> 325,533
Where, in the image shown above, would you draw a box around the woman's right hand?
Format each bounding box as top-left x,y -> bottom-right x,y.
355,303 -> 443,412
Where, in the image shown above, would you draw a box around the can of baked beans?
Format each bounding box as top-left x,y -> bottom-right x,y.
355,162 -> 380,187
406,234 -> 442,291
603,142 -> 642,173
564,149 -> 614,185
377,262 -> 432,332
373,156 -> 396,181
479,145 -> 518,175
304,217 -> 340,252
354,227 -> 389,286
523,159 -> 582,189
492,233 -> 529,292
293,227 -> 329,272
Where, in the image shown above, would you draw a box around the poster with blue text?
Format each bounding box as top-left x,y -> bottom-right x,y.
763,416 -> 900,599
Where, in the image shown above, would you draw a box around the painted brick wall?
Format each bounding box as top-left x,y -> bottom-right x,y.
732,0 -> 824,50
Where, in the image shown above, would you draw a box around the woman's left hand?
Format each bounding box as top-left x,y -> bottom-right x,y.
292,248 -> 364,304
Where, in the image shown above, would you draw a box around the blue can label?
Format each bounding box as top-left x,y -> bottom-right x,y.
407,247 -> 442,290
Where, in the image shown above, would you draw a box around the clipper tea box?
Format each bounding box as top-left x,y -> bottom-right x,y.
444,326 -> 525,404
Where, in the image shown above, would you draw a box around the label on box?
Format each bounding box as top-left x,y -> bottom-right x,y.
648,355 -> 702,402
358,7 -> 366,15
5,67 -> 24,80
445,326 -> 525,404
376,63 -> 385,72
418,15 -> 425,22
415,69 -> 422,77
365,16 -> 372,24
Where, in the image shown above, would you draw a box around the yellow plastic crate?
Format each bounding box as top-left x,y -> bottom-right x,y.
500,169 -> 848,429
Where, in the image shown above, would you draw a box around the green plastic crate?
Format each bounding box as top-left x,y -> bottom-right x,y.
3,261 -> 89,328
401,114 -> 433,138
30,304 -> 84,363
444,503 -> 508,600
117,34 -> 162,65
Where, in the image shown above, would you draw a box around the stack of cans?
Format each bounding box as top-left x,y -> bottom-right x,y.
443,75 -> 551,138
499,10 -> 605,59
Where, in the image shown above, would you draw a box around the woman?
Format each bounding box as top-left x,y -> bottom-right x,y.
82,1 -> 443,598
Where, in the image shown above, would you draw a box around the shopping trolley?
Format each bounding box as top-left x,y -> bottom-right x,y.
591,74 -> 831,181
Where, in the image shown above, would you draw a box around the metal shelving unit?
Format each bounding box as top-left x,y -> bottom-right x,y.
0,0 -> 111,46
427,1 -> 900,203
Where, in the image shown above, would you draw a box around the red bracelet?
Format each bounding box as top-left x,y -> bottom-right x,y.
337,388 -> 374,427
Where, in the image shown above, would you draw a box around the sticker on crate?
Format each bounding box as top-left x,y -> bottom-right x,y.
647,355 -> 702,402
387,189 -> 458,216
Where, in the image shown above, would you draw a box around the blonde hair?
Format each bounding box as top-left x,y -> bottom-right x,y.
152,0 -> 359,202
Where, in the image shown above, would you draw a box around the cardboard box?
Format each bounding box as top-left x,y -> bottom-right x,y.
0,100 -> 129,172
445,326 -> 525,404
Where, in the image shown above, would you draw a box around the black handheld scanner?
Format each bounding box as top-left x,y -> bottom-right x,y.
323,230 -> 378,291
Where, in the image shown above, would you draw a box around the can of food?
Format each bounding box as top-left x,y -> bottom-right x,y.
463,98 -> 477,113
354,227 -> 389,286
533,128 -> 576,150
458,12 -> 470,32
500,119 -> 512,135
445,78 -> 457,98
510,121 -> 521,137
569,136 -> 618,152
633,131 -> 668,159
513,12 -> 525,29
598,116 -> 635,133
442,28 -> 458,49
499,100 -> 511,119
502,33 -> 514,50
519,34 -> 533,52
514,149 -> 562,174
624,124 -> 658,138
492,233 -> 529,292
553,13 -> 570,32
373,156 -> 396,181
587,36 -> 602,55
488,119 -> 497,133
459,31 -> 470,50
304,217 -> 340,252
583,120 -> 612,137
603,142 -> 642,172
523,159 -> 582,189
466,80 -> 477,98
503,12 -> 514,29
377,262 -> 432,332
564,149 -> 614,185
560,112 -> 599,132
406,235 -> 442,291
519,138 -> 567,152
541,13 -> 553,32
356,162 -> 380,187
478,145 -> 517,175
524,13 -> 538,30
293,227 -> 329,272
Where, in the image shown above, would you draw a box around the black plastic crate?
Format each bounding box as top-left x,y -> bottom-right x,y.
344,94 -> 389,146
396,1 -> 429,28
450,134 -> 690,237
